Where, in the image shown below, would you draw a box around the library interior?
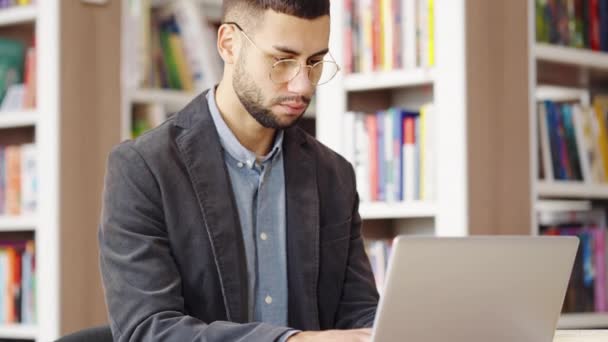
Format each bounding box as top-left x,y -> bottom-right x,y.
0,0 -> 607,341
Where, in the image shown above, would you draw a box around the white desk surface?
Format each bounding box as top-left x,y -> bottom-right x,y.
554,330 -> 608,341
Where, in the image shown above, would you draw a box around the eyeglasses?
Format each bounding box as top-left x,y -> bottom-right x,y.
224,22 -> 340,86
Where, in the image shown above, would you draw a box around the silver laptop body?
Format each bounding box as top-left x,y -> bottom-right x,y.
371,236 -> 579,342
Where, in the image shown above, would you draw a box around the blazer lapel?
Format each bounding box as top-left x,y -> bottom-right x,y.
284,127 -> 321,330
173,92 -> 249,323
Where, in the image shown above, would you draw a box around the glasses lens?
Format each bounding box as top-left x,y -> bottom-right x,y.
312,61 -> 339,85
271,60 -> 300,83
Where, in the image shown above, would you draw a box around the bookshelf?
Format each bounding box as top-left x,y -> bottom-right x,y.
121,0 -> 223,140
0,1 -> 124,341
316,0 -> 532,238
530,0 -> 608,329
0,2 -> 43,340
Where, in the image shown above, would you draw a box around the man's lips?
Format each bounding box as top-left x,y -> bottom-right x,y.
279,102 -> 307,114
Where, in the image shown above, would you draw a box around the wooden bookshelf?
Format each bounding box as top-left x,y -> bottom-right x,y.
316,0 -> 531,237
0,110 -> 36,129
0,3 -> 40,340
122,0 -> 223,140
531,0 -> 608,330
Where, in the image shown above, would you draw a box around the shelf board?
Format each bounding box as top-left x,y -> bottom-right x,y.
535,43 -> 608,70
0,324 -> 37,339
359,201 -> 436,220
558,313 -> 608,329
0,5 -> 36,27
0,216 -> 36,232
131,89 -> 197,107
554,330 -> 608,342
537,181 -> 608,199
535,85 -> 590,104
535,199 -> 593,212
151,0 -> 222,20
344,68 -> 435,92
0,110 -> 37,129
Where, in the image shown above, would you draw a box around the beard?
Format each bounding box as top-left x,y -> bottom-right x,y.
233,53 -> 311,129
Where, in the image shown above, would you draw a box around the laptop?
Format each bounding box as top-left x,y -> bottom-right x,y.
371,236 -> 579,342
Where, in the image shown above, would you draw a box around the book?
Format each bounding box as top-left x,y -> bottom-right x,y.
0,38 -> 25,105
5,146 -> 21,216
22,46 -> 36,109
0,146 -> 4,214
20,144 -> 36,216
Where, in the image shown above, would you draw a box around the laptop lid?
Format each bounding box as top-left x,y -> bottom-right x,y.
371,236 -> 579,342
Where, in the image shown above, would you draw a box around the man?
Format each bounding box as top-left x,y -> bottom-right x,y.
99,0 -> 379,341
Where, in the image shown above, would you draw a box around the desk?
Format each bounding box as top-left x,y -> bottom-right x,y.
554,330 -> 608,341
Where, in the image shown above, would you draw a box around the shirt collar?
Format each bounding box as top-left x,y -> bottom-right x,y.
206,87 -> 284,167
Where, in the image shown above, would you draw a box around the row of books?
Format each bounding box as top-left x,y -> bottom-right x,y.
364,239 -> 393,294
344,0 -> 434,74
535,0 -> 608,51
539,207 -> 608,313
125,0 -> 222,92
0,240 -> 36,324
0,0 -> 32,8
344,104 -> 435,203
0,144 -> 36,217
537,99 -> 608,183
0,39 -> 35,112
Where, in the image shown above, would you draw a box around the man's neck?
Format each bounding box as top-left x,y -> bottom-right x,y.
215,81 -> 277,157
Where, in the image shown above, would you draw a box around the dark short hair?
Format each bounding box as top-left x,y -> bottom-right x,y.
222,0 -> 330,25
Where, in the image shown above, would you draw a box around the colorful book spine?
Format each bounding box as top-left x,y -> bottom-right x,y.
594,228 -> 606,312
346,0 -> 434,72
0,147 -> 4,215
366,115 -> 379,201
5,146 -> 21,216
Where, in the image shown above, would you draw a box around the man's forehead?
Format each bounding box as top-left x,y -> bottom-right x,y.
255,10 -> 330,55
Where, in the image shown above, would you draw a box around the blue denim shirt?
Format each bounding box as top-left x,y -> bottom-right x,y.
207,90 -> 298,341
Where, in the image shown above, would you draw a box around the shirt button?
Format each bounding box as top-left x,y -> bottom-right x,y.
237,162 -> 244,168
260,232 -> 268,241
265,296 -> 273,304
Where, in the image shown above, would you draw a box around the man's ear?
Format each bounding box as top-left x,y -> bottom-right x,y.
217,24 -> 239,65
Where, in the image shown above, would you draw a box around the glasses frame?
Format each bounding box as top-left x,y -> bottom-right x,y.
223,21 -> 341,86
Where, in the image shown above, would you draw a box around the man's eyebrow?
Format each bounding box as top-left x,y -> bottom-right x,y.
272,45 -> 330,59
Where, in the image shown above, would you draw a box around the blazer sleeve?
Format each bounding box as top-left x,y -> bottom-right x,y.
333,163 -> 380,329
98,143 -> 290,342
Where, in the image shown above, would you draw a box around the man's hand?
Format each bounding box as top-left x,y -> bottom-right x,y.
287,328 -> 372,342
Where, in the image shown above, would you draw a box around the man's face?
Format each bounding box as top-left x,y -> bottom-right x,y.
232,11 -> 330,129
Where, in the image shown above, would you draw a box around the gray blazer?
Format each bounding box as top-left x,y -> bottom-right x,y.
99,91 -> 379,341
